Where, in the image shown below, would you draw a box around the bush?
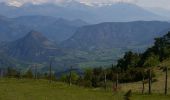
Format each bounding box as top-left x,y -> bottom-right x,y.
124,90 -> 132,100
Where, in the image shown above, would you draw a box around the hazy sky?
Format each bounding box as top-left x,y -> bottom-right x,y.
1,0 -> 170,10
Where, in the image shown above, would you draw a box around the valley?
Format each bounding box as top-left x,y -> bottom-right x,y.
0,1 -> 170,99
1,17 -> 170,72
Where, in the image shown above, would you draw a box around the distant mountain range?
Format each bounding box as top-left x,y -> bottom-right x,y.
0,15 -> 87,42
0,2 -> 169,23
1,21 -> 170,71
62,21 -> 170,50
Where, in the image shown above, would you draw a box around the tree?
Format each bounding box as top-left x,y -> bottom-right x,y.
24,69 -> 33,78
143,53 -> 159,67
138,32 -> 170,67
117,51 -> 140,71
84,68 -> 93,81
60,71 -> 79,85
71,71 -> 79,84
153,32 -> 170,62
80,68 -> 93,87
60,74 -> 67,83
6,67 -> 19,78
91,67 -> 103,87
0,68 -> 4,78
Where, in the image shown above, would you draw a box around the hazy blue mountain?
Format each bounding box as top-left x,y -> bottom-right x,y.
0,16 -> 29,41
0,51 -> 28,69
0,2 -> 166,23
0,15 -> 87,42
0,2 -> 94,22
12,16 -> 87,42
1,31 -> 64,62
93,3 -> 163,22
0,53 -> 15,68
0,29 -> 122,70
0,31 -> 90,71
1,21 -> 170,70
62,21 -> 170,50
147,7 -> 170,18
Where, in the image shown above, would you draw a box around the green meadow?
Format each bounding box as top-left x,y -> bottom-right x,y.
0,78 -> 169,100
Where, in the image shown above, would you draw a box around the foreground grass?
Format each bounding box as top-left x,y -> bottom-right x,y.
120,64 -> 170,94
0,79 -> 169,100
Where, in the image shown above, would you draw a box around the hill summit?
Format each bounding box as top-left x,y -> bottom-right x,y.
24,31 -> 57,49
2,31 -> 63,62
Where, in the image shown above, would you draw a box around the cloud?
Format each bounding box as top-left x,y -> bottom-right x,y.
80,0 -> 135,3
6,0 -> 55,5
1,0 -> 170,9
3,0 -> 69,7
3,0 -> 136,6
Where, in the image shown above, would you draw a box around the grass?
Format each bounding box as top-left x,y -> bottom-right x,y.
120,67 -> 170,94
0,58 -> 170,100
118,58 -> 170,94
0,78 -> 170,100
0,78 -> 122,100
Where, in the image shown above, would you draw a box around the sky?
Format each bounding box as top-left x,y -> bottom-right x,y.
0,0 -> 170,10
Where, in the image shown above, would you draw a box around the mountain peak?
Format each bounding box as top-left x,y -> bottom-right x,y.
2,31 -> 63,62
26,30 -> 48,41
28,30 -> 43,36
23,31 -> 57,49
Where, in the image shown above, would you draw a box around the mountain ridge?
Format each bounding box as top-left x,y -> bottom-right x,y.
0,2 -> 167,23
1,31 -> 64,62
61,21 -> 170,50
0,15 -> 87,42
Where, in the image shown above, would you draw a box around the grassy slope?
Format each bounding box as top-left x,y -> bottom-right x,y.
120,59 -> 170,94
0,79 -> 170,100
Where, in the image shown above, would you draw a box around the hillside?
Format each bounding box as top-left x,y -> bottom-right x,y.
13,16 -> 87,42
0,15 -> 87,42
121,67 -> 170,93
0,16 -> 28,41
0,53 -> 16,68
1,31 -> 64,62
1,21 -> 170,70
93,3 -> 163,22
119,59 -> 170,94
62,21 -> 170,50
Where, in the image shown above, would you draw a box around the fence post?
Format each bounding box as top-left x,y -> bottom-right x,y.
142,77 -> 145,94
116,73 -> 119,90
148,69 -> 152,94
0,68 -> 3,78
165,67 -> 168,95
104,71 -> 107,91
49,60 -> 52,83
69,66 -> 72,86
34,64 -> 38,80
